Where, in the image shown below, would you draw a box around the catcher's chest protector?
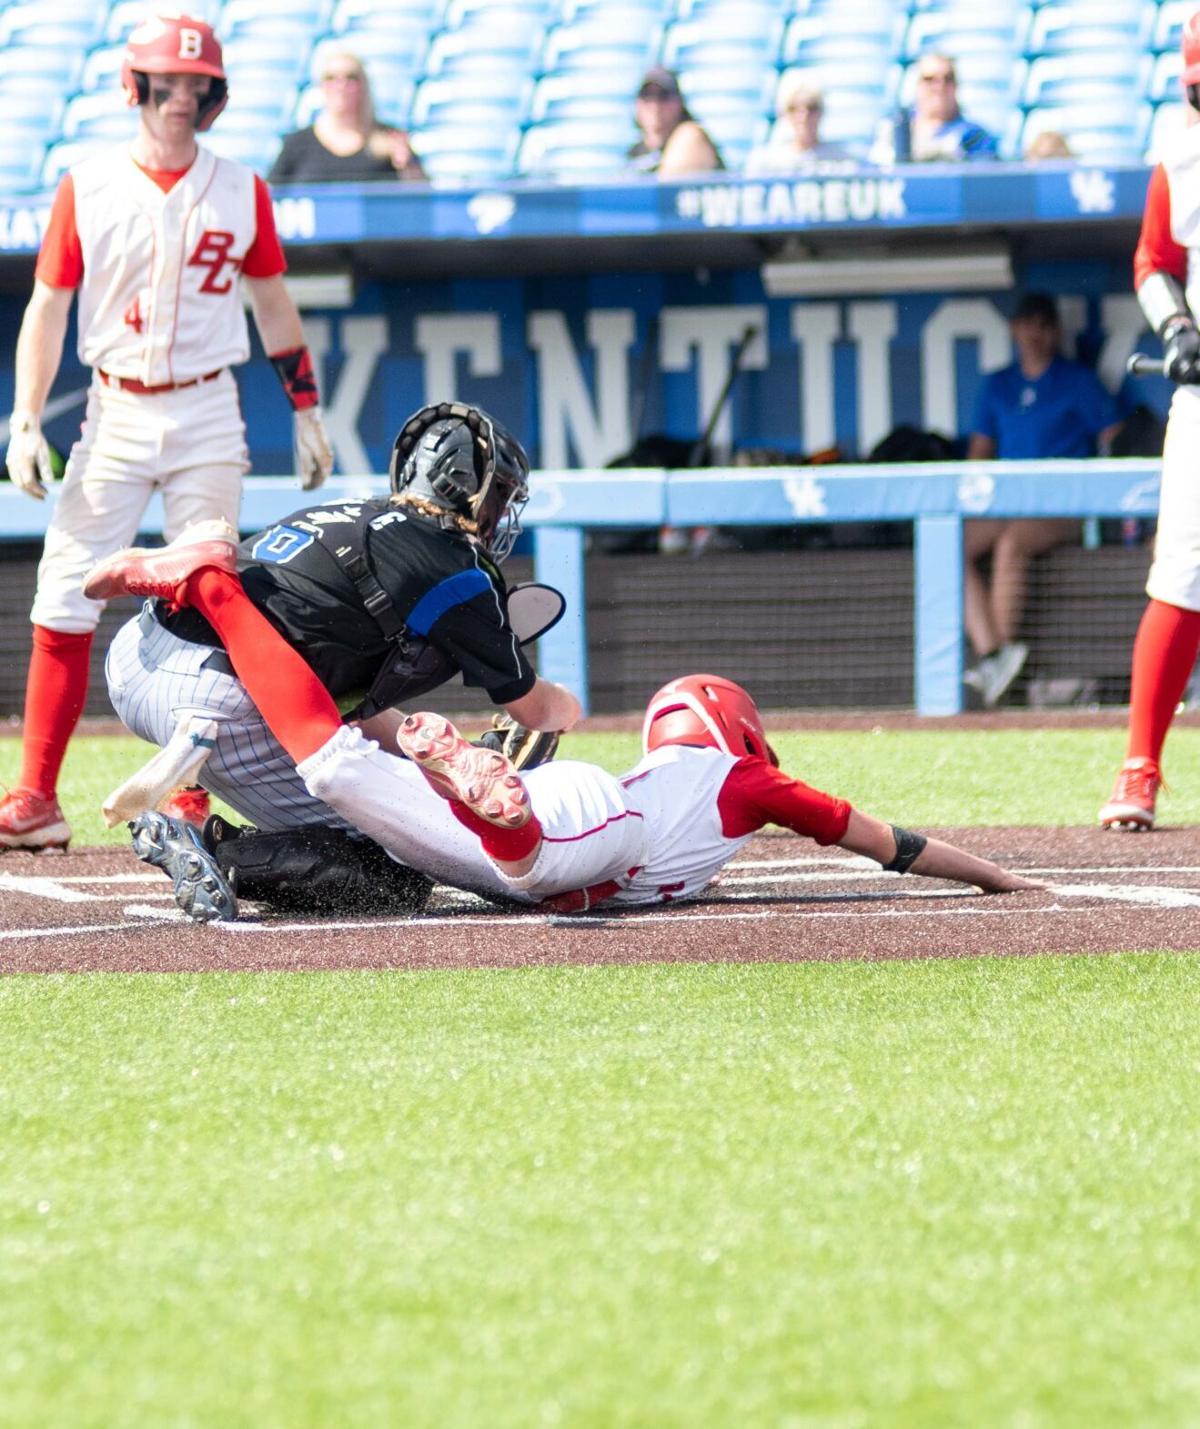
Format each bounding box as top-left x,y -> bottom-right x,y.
243,497 -> 467,716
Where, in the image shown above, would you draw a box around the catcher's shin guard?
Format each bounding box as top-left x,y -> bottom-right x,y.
204,817 -> 433,916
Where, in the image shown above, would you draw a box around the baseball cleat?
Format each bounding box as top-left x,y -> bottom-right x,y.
130,809 -> 238,922
0,787 -> 70,852
397,711 -> 531,828
82,519 -> 238,604
1098,758 -> 1163,831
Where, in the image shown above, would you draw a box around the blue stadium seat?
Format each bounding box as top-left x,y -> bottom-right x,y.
539,16 -> 661,73
441,0 -> 554,24
222,35 -> 314,75
0,4 -> 102,50
661,14 -> 784,72
528,70 -> 640,124
1153,0 -> 1194,54
425,27 -> 543,76
409,124 -> 519,183
673,0 -> 784,23
202,129 -> 282,172
1150,51 -> 1183,103
221,0 -> 330,29
1020,101 -> 1144,162
410,73 -> 531,129
1024,4 -> 1149,58
1022,52 -> 1148,106
559,0 -> 667,16
516,120 -> 633,181
781,17 -> 895,69
79,44 -> 128,94
903,11 -> 1022,60
61,88 -> 135,140
329,0 -> 437,27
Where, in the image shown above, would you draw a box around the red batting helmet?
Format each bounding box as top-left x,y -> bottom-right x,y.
121,15 -> 228,130
1183,11 -> 1200,86
642,674 -> 776,763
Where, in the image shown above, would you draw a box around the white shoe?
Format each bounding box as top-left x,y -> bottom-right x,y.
974,642 -> 1028,708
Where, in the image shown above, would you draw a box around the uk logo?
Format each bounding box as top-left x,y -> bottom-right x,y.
1069,169 -> 1115,215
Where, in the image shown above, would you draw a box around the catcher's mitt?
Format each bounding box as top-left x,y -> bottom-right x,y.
475,712 -> 560,770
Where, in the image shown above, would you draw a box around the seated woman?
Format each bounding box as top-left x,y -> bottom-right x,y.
269,50 -> 426,183
626,66 -> 723,179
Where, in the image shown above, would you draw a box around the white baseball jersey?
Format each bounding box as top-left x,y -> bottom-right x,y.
1136,139 -> 1200,611
71,144 -> 254,384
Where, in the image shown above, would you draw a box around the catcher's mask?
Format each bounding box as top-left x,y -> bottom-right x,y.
121,14 -> 228,131
388,402 -> 530,561
642,674 -> 779,765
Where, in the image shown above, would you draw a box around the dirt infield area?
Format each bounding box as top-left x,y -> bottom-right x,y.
3,825 -> 1199,975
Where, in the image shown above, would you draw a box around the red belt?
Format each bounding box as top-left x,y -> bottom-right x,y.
98,368 -> 223,395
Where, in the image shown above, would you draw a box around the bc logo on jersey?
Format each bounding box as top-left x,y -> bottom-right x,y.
252,524 -> 315,565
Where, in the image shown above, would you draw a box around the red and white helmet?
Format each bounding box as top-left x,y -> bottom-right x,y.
642,674 -> 776,763
1183,10 -> 1200,87
121,15 -> 228,130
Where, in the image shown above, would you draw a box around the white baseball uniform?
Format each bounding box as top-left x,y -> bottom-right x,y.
297,725 -> 853,909
1137,131 -> 1200,611
31,143 -> 285,632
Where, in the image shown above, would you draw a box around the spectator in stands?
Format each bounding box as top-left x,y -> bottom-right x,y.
269,50 -> 426,183
743,77 -> 855,174
1025,130 -> 1074,160
872,53 -> 997,164
962,293 -> 1123,706
627,66 -> 723,178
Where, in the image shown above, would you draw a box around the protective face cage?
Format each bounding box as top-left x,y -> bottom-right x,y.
388,401 -> 531,561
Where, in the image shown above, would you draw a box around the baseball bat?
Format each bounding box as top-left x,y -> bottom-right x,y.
1127,352 -> 1167,377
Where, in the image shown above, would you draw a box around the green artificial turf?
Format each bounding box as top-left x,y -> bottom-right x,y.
2,958 -> 1199,1427
4,725 -> 1199,846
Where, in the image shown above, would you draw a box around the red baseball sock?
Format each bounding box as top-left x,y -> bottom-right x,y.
18,626 -> 94,797
449,800 -> 543,862
186,567 -> 342,763
1126,598 -> 1200,766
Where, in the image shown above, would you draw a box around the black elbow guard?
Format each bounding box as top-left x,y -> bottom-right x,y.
882,825 -> 927,874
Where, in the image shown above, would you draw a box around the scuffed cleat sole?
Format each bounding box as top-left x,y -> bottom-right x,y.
130,810 -> 238,922
398,712 -> 531,828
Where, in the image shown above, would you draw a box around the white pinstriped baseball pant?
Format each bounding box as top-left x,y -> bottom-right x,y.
104,606 -> 353,832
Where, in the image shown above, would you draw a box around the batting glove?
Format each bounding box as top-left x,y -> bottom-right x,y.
4,410 -> 55,501
294,406 -> 333,490
1162,318 -> 1200,384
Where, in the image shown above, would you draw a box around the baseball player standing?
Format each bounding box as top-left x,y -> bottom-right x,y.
1099,12 -> 1200,831
0,12 -> 333,852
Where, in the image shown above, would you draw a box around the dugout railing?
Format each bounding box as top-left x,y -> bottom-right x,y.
0,457 -> 1162,716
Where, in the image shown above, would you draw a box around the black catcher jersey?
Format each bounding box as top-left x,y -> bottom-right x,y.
162,496 -> 535,710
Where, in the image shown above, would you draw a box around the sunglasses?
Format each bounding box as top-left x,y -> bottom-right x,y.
787,101 -> 822,113
918,72 -> 956,85
323,71 -> 364,83
638,86 -> 676,100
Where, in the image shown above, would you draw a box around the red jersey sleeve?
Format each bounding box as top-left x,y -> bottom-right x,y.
241,175 -> 287,278
1133,163 -> 1187,290
34,175 -> 83,289
716,756 -> 852,845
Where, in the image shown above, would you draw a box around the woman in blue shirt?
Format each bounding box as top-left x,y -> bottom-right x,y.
963,293 -> 1123,706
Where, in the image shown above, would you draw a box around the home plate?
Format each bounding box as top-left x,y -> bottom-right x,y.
1052,883 -> 1200,909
